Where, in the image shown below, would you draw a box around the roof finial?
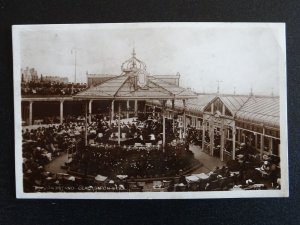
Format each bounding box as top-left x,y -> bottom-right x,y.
131,48 -> 136,68
250,87 -> 253,96
216,80 -> 223,94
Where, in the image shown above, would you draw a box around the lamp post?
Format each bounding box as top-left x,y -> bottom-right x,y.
71,48 -> 77,83
217,80 -> 223,94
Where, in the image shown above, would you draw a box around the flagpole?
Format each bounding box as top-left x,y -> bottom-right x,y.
71,48 -> 77,95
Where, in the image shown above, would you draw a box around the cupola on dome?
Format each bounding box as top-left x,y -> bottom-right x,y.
121,49 -> 147,73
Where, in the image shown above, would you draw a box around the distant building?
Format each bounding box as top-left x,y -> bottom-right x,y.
21,67 -> 38,82
30,68 -> 39,82
86,72 -> 180,87
43,76 -> 69,83
87,73 -> 116,87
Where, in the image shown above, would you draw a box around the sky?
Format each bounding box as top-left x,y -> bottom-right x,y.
17,23 -> 286,96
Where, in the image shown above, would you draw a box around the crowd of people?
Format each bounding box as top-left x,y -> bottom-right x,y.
181,152 -> 281,192
69,143 -> 197,178
66,116 -> 199,178
22,112 -> 281,192
22,116 -> 201,192
183,128 -> 281,191
21,81 -> 87,96
22,124 -> 76,192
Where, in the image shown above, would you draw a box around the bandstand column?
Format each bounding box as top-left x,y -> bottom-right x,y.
88,99 -> 93,123
111,100 -> 115,123
126,100 -> 129,118
29,101 -> 33,126
179,127 -> 182,140
134,99 -> 138,117
60,100 -> 64,124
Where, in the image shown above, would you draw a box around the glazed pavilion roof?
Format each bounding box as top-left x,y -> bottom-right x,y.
235,96 -> 280,128
147,94 -> 280,128
205,95 -> 279,128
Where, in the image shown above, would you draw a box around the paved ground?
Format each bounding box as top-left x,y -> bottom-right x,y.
189,144 -> 226,174
44,152 -> 68,174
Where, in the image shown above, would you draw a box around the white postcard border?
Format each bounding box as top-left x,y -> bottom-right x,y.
13,22 -> 289,199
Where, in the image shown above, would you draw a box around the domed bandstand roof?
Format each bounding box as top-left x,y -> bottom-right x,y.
74,50 -> 197,101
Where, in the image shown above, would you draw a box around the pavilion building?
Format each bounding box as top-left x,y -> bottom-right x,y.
20,49 -> 280,161
146,94 -> 280,161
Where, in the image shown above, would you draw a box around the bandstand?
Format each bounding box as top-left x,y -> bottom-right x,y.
73,49 -> 198,149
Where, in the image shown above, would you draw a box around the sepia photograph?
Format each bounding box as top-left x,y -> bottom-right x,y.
13,23 -> 288,199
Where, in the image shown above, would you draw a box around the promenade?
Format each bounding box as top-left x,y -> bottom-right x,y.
189,144 -> 226,174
